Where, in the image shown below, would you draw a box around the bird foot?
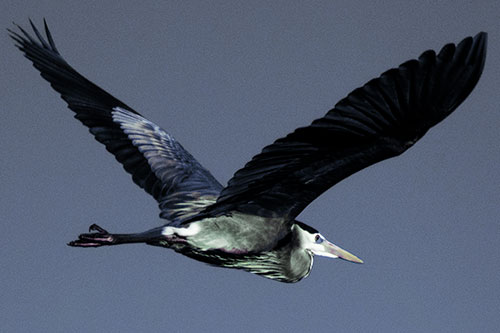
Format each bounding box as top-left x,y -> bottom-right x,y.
68,224 -> 115,247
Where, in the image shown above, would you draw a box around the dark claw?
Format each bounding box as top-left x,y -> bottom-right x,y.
78,233 -> 114,242
68,224 -> 114,247
88,224 -> 108,233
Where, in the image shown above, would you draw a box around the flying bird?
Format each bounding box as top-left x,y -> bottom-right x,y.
10,20 -> 487,283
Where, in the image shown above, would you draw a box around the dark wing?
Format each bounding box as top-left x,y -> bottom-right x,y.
201,32 -> 487,220
9,20 -> 223,225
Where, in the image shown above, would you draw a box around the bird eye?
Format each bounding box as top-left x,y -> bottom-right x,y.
315,235 -> 323,244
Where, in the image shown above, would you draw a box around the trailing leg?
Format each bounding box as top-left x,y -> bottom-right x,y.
67,224 -> 161,247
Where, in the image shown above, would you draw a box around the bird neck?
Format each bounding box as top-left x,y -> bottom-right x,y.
254,230 -> 313,282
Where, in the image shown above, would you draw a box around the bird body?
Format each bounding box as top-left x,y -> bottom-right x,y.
9,20 -> 487,283
171,212 -> 287,253
159,222 -> 312,282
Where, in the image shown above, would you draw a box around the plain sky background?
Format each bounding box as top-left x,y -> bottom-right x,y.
1,1 -> 499,332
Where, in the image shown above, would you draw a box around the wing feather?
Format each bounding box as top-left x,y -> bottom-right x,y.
10,20 -> 222,225
202,33 -> 487,220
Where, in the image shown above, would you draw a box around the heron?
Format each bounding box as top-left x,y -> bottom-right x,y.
9,20 -> 487,283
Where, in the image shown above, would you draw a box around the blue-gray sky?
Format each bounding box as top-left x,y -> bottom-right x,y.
1,1 -> 499,332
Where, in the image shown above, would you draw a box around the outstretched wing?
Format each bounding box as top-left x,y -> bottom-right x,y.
10,20 -> 223,225
202,32 -> 487,220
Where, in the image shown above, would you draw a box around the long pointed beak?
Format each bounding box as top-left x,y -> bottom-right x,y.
323,241 -> 364,264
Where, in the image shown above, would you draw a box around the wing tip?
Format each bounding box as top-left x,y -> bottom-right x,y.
471,31 -> 488,70
8,18 -> 60,55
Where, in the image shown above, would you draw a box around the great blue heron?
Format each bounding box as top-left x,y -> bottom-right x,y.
9,20 -> 487,282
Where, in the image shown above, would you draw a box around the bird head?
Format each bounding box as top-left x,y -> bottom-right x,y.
293,222 -> 363,264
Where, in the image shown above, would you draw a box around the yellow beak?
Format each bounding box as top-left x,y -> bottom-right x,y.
322,241 -> 364,264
